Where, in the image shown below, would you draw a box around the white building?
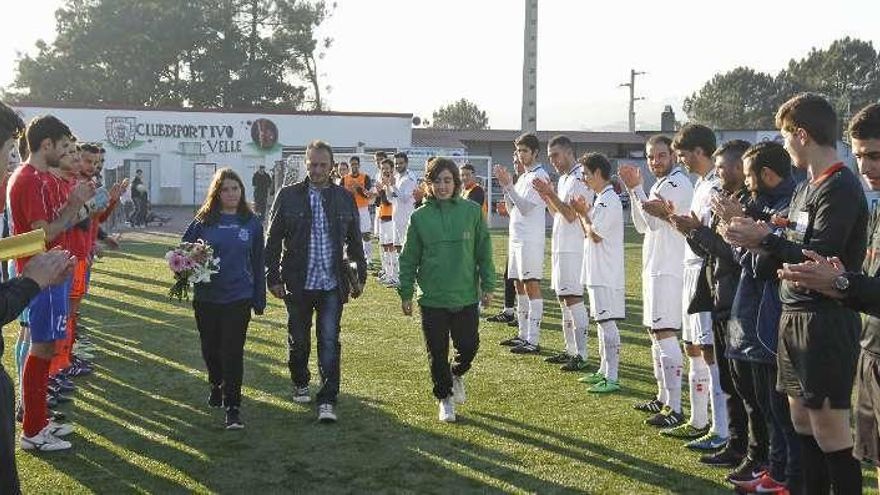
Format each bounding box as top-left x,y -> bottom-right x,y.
15,104 -> 413,205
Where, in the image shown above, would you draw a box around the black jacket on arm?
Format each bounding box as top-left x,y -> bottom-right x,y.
0,277 -> 41,356
264,178 -> 367,303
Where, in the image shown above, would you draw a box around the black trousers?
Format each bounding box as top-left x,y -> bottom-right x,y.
503,263 -> 515,309
0,364 -> 21,494
712,319 -> 749,454
193,299 -> 252,408
754,361 -> 801,484
731,358 -> 770,463
420,304 -> 480,400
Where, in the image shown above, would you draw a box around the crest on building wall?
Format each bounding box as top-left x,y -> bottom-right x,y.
105,116 -> 137,148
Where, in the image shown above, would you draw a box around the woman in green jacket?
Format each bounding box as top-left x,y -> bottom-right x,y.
398,158 -> 496,423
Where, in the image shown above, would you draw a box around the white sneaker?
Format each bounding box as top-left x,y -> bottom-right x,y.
317,403 -> 337,423
21,426 -> 72,451
451,375 -> 466,404
438,397 -> 456,423
47,421 -> 74,437
292,386 -> 311,403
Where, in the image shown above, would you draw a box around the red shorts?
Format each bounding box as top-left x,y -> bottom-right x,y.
70,258 -> 89,299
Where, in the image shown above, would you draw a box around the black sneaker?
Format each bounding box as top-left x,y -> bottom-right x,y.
726,456 -> 767,486
49,409 -> 66,422
208,386 -> 223,408
560,355 -> 588,371
486,311 -> 516,323
544,352 -> 570,364
507,320 -> 518,327
700,445 -> 745,467
510,342 -> 540,354
644,406 -> 685,427
633,398 -> 664,413
225,407 -> 244,430
499,336 -> 525,347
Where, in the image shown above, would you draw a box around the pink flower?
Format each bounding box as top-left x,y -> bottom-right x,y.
168,252 -> 187,273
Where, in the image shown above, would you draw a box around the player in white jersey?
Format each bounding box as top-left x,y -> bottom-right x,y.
493,133 -> 548,354
571,152 -> 625,394
619,135 -> 693,429
376,158 -> 398,285
532,136 -> 592,371
386,152 -> 419,286
661,124 -> 730,445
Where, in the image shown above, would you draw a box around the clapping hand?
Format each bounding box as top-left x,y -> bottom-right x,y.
724,216 -> 772,248
669,211 -> 701,235
711,194 -> 743,225
532,177 -> 554,197
493,165 -> 513,188
642,194 -> 674,219
777,250 -> 846,298
617,164 -> 642,189
570,195 -> 591,217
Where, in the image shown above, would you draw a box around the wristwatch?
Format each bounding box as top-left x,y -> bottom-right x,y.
832,273 -> 851,292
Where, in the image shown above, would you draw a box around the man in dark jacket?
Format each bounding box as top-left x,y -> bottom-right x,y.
670,140 -> 750,465
265,140 -> 366,423
252,165 -> 273,220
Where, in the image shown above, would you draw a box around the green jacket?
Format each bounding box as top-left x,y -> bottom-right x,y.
398,196 -> 495,308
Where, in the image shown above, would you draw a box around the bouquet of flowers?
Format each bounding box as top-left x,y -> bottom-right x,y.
165,240 -> 220,301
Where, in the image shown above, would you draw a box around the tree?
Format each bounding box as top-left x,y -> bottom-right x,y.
684,38 -> 880,130
683,67 -> 781,129
431,99 -> 489,130
4,0 -> 333,111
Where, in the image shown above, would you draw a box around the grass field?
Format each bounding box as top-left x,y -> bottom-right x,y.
2,227 -> 876,493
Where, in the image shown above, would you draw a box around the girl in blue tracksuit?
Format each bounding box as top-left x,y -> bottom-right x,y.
182,167 -> 265,430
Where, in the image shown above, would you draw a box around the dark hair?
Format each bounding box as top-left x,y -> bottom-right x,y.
136,169 -> 143,174
374,151 -> 387,159
380,158 -> 394,168
775,93 -> 838,147
579,152 -> 612,181
712,139 -> 751,162
350,156 -> 360,164
393,151 -> 408,163
0,101 -> 24,146
849,103 -> 880,141
80,143 -> 101,154
195,167 -> 253,224
425,157 -> 461,198
742,141 -> 792,179
646,134 -> 673,150
25,115 -> 73,153
306,139 -> 334,165
514,132 -> 540,153
673,123 -> 717,156
460,163 -> 476,173
548,134 -> 573,151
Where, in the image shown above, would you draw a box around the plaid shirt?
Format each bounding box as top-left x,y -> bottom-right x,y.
305,186 -> 338,290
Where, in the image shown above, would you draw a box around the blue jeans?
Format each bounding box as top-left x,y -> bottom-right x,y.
285,290 -> 342,405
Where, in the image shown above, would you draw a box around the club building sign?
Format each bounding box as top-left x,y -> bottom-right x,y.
15,104 -> 412,205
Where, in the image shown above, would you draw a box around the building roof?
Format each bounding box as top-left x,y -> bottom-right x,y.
13,101 -> 413,119
412,128 -> 646,145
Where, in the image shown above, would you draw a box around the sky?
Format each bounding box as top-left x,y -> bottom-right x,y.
2,0 -> 879,131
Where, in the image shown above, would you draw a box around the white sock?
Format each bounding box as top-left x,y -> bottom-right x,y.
561,303 -> 576,356
381,251 -> 389,275
502,307 -> 514,316
596,323 -> 607,376
658,337 -> 683,413
651,340 -> 665,403
516,295 -> 530,341
527,298 -> 543,345
569,302 -> 589,360
600,320 -> 620,382
687,355 -> 710,429
363,240 -> 373,263
708,361 -> 729,437
391,252 -> 399,280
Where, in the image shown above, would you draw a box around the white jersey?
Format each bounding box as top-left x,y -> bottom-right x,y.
583,185 -> 625,289
629,166 -> 693,278
506,163 -> 549,245
391,170 -> 417,224
552,164 -> 592,254
684,168 -> 722,266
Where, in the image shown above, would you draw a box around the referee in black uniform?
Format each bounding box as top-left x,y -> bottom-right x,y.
726,93 -> 868,494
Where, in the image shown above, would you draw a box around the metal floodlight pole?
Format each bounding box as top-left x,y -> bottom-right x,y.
619,69 -> 645,132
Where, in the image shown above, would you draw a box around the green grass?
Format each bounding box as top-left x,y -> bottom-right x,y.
3,227 -> 876,493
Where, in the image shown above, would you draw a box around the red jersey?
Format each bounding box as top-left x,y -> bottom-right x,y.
8,163 -> 69,271
65,176 -> 92,260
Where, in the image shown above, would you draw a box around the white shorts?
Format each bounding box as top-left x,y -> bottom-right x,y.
682,264 -> 714,345
358,208 -> 372,235
393,217 -> 408,246
378,219 -> 395,245
508,242 -> 544,281
643,274 -> 682,331
551,251 -> 584,296
587,286 -> 625,321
